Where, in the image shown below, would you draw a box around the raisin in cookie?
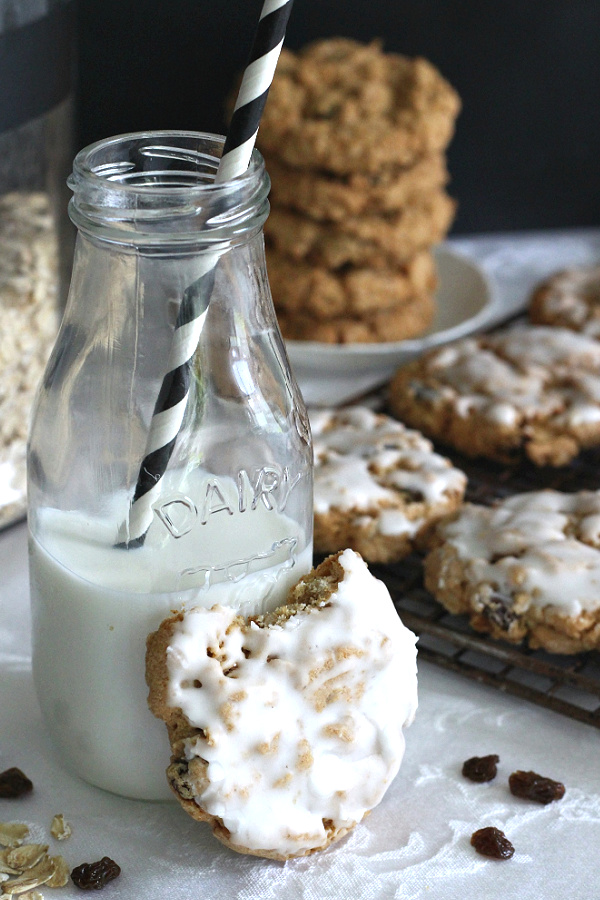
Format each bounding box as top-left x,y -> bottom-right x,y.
389,324 -> 600,467
146,550 -> 418,859
311,408 -> 467,562
258,39 -> 460,175
423,489 -> 600,653
529,265 -> 600,337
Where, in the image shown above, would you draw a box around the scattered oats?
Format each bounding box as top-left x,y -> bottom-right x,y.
0,856 -> 20,877
45,856 -> 68,889
0,817 -> 72,896
5,848 -> 48,873
48,816 -> 70,843
0,191 -> 59,530
0,827 -> 29,851
0,854 -> 54,894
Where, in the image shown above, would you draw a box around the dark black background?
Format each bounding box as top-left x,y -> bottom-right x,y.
75,0 -> 600,234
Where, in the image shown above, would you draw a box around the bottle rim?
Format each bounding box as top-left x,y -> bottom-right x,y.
68,130 -> 270,246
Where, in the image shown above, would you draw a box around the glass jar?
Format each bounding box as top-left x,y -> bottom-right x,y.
0,0 -> 75,530
27,131 -> 314,800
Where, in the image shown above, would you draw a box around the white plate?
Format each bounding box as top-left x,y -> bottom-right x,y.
286,246 -> 506,406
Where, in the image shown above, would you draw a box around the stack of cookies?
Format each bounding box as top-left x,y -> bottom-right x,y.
257,38 -> 461,344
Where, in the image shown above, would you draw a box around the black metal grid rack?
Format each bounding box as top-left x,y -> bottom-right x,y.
371,432 -> 600,730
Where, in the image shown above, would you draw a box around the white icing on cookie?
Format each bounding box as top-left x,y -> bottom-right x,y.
424,325 -> 600,428
165,549 -> 418,855
438,490 -> 600,616
311,407 -> 466,537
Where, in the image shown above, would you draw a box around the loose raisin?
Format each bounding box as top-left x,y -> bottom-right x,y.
471,826 -> 514,860
462,754 -> 499,782
71,857 -> 121,890
0,767 -> 33,798
509,770 -> 565,804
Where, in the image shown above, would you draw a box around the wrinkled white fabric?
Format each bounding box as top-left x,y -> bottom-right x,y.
3,518 -> 600,899
2,231 -> 600,898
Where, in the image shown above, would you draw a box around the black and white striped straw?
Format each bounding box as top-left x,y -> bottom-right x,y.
121,0 -> 295,546
216,0 -> 294,183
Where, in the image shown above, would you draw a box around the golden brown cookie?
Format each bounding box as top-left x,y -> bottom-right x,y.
265,192 -> 456,269
266,153 -> 450,222
529,265 -> 600,337
311,407 -> 467,563
277,291 -> 436,343
146,549 -> 418,859
267,249 -> 438,319
258,38 -> 461,175
423,489 -> 600,654
389,324 -> 600,466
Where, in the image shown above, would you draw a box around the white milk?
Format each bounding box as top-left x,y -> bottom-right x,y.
29,471 -> 312,800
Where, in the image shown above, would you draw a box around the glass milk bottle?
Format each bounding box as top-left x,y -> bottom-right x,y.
27,131 -> 313,800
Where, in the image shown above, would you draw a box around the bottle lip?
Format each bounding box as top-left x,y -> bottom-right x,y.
68,130 -> 270,246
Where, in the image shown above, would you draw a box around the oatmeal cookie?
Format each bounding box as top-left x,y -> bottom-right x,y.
277,290 -> 436,343
146,549 -> 418,860
257,38 -> 461,175
389,324 -> 600,466
267,249 -> 437,319
265,192 -> 456,269
423,489 -> 600,653
266,153 -> 449,222
311,407 -> 467,563
529,265 -> 600,337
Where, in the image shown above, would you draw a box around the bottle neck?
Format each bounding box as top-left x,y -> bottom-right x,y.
68,131 -> 270,251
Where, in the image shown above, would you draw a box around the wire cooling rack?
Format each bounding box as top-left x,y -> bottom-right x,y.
371,438 -> 600,730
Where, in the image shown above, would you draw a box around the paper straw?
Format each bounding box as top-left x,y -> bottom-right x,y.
121,0 -> 295,546
216,0 -> 294,184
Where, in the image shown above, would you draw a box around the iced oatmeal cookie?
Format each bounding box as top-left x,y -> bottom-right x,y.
311,407 -> 467,562
389,325 -> 600,466
146,550 -> 418,859
423,489 -> 600,653
529,265 -> 600,337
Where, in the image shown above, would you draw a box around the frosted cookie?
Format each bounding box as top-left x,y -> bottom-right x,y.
389,325 -> 600,466
258,39 -> 461,175
529,265 -> 600,337
423,489 -> 600,653
146,550 -> 418,859
266,154 -> 449,222
277,292 -> 436,344
265,192 -> 456,269
311,408 -> 467,562
267,249 -> 437,320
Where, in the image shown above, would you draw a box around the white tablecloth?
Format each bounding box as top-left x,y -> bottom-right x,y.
2,231 -> 600,899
